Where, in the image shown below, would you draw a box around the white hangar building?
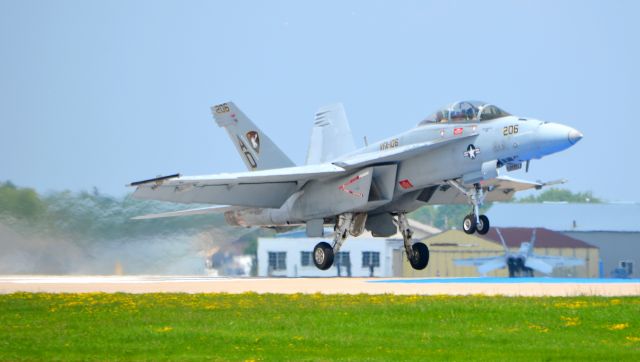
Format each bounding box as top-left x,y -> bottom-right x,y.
257,220 -> 440,277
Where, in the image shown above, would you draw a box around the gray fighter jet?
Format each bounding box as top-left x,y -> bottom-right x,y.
130,100 -> 582,271
454,228 -> 586,277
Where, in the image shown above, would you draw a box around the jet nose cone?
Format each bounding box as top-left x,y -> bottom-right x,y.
568,129 -> 583,145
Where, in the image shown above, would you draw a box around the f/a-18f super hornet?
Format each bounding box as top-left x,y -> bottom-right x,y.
454,228 -> 586,277
130,100 -> 582,272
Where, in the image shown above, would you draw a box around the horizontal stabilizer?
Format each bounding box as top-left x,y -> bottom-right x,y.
131,205 -> 242,220
130,173 -> 180,187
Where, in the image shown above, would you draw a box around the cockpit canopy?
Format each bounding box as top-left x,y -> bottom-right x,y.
419,101 -> 511,125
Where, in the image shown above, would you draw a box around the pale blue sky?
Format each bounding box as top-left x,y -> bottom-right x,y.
1,0 -> 638,201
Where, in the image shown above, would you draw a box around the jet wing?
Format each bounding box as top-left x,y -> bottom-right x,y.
454,256 -> 506,276
334,133 -> 479,169
130,164 -> 345,208
454,255 -> 503,267
524,257 -> 554,274
528,255 -> 585,268
419,176 -> 566,204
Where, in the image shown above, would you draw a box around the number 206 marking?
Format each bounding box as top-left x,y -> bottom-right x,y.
215,103 -> 230,114
503,125 -> 518,136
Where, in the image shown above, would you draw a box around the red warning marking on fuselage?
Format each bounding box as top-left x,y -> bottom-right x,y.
338,171 -> 369,198
399,179 -> 414,189
454,127 -> 463,136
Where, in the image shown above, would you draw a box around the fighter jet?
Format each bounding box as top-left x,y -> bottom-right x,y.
454,228 -> 586,277
130,100 -> 582,272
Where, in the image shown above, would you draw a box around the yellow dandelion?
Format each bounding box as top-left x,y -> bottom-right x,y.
554,301 -> 588,309
608,323 -> 629,331
561,316 -> 580,327
528,324 -> 549,333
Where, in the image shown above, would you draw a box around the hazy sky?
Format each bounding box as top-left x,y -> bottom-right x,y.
1,1 -> 638,201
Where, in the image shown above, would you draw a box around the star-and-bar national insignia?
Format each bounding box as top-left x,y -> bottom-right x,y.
246,131 -> 260,154
463,144 -> 481,159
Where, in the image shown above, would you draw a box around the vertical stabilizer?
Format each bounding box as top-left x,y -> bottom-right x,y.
212,102 -> 295,171
306,103 -> 356,165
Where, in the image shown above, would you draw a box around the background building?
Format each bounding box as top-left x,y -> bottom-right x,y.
257,220 -> 440,277
489,203 -> 640,278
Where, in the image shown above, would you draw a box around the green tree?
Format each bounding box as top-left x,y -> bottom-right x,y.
517,188 -> 601,203
411,203 -> 491,230
0,181 -> 46,222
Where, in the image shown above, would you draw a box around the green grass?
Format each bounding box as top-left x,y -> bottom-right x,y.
1,293 -> 639,361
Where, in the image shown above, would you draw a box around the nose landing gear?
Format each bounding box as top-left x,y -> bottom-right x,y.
448,180 -> 491,235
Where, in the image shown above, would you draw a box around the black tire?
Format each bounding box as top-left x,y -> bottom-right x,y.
313,242 -> 334,270
476,215 -> 490,235
463,214 -> 477,234
409,242 -> 429,270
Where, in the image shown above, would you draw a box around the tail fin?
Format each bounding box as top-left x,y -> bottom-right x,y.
305,103 -> 356,164
212,102 -> 295,171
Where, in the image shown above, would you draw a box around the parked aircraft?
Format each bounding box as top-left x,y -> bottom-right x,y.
454,228 -> 586,277
130,101 -> 582,271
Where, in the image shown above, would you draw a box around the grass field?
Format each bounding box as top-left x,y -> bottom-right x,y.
1,293 -> 639,361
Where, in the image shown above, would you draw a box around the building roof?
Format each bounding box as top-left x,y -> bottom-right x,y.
423,228 -> 596,249
423,230 -> 504,251
483,227 -> 597,249
488,203 -> 640,232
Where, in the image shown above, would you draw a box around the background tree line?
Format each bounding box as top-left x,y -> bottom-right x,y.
1,181 -> 602,240
0,181 -> 235,243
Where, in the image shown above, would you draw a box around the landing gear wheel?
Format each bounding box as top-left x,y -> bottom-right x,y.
313,242 -> 334,270
409,242 -> 430,270
476,215 -> 490,235
463,214 -> 477,234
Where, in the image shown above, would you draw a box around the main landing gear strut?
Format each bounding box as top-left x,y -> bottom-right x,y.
397,213 -> 429,270
312,212 -> 430,271
313,213 -> 352,270
447,180 -> 490,235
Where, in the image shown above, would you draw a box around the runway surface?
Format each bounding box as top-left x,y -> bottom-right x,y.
1,275 -> 639,296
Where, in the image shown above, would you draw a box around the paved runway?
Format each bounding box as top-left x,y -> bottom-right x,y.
1,275 -> 639,296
